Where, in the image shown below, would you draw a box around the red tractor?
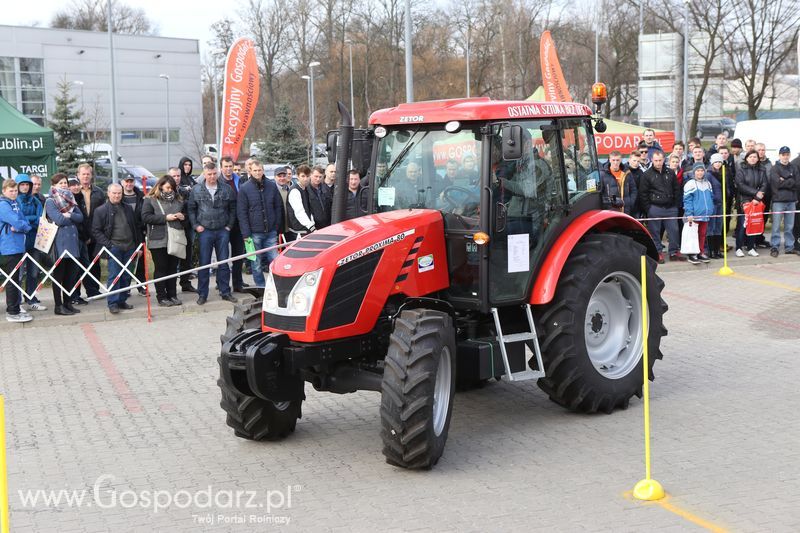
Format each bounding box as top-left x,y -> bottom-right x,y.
219,91 -> 667,469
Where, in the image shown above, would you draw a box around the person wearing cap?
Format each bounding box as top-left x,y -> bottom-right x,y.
734,149 -> 768,257
121,174 -> 147,295
683,162 -> 715,264
13,174 -> 46,311
0,178 -> 33,322
730,138 -> 744,167
768,146 -> 797,257
274,166 -> 292,241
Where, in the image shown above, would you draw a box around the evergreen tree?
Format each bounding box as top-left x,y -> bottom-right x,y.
258,104 -> 307,166
50,78 -> 86,175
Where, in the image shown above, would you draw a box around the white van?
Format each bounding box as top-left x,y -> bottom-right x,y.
733,119 -> 800,161
79,143 -> 126,164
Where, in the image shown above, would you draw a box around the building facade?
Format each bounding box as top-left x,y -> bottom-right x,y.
0,25 -> 202,172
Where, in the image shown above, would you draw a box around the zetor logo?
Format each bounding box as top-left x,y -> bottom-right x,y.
336,230 -> 416,266
399,115 -> 424,123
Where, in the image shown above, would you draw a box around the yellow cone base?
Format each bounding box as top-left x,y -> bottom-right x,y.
717,265 -> 735,276
633,478 -> 665,501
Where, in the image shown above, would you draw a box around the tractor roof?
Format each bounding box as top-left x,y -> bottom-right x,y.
369,97 -> 592,126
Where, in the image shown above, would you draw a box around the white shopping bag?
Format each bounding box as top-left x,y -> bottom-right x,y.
680,221 -> 700,255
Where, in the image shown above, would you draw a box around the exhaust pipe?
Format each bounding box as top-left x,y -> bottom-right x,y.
331,101 -> 353,225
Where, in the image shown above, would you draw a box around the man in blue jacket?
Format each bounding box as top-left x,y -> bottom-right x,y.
0,179 -> 33,322
237,161 -> 283,288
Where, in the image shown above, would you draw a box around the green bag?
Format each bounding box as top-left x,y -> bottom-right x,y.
244,237 -> 257,261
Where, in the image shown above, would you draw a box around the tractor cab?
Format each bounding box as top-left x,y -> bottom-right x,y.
364,99 -> 603,313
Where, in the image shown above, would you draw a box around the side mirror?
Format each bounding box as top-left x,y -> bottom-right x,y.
326,131 -> 339,163
501,124 -> 523,161
594,119 -> 608,133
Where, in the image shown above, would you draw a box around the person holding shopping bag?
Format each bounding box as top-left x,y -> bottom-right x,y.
44,173 -> 84,316
683,162 -> 715,265
141,175 -> 186,307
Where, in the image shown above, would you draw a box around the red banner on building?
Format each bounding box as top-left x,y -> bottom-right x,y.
540,31 -> 571,103
219,38 -> 260,162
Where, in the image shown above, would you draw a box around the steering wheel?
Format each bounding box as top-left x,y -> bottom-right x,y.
441,185 -> 478,212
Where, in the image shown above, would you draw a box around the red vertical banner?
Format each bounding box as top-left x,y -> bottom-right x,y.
219,38 -> 260,162
540,31 -> 572,103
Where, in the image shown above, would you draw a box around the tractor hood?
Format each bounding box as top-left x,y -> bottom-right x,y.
263,209 -> 449,343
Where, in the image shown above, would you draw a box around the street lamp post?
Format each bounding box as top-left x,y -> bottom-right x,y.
301,74 -> 312,162
346,40 -> 355,124
212,48 -> 226,155
107,0 -> 119,183
308,61 -> 321,164
72,80 -> 85,112
466,25 -> 471,97
682,0 -> 690,142
160,74 -> 170,171
404,0 -> 414,102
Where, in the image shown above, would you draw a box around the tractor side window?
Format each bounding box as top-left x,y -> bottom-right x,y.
488,120 -> 567,303
561,119 -> 599,203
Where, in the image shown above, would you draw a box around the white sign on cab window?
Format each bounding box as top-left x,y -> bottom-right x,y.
507,233 -> 529,273
378,187 -> 396,206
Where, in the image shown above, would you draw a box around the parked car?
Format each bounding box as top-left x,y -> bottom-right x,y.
696,117 -> 737,138
78,143 -> 126,164
93,161 -> 158,191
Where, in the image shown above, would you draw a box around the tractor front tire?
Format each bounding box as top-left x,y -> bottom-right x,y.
380,309 -> 456,469
218,299 -> 303,441
536,233 -> 667,413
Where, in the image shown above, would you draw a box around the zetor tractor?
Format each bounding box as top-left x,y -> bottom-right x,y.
218,87 -> 667,469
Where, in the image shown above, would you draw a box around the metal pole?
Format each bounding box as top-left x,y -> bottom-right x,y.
797,36 -> 800,111
213,72 -> 220,154
639,0 -> 644,35
466,25 -> 471,98
160,74 -> 170,170
682,0 -> 689,142
404,0 -> 414,102
310,62 -> 320,164
107,0 -> 119,183
348,41 -> 355,125
595,21 -> 600,84
302,75 -> 311,162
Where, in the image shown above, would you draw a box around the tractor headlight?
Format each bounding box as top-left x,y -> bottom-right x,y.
290,292 -> 309,313
286,268 -> 323,316
263,271 -> 279,312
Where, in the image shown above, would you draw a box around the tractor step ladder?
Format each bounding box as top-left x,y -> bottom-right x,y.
491,305 -> 546,382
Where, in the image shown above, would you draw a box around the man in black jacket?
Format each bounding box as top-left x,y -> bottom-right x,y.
308,165 -> 331,229
188,162 -> 238,305
769,146 -> 798,256
639,150 -> 682,262
237,161 -> 283,288
77,163 -> 106,297
91,184 -> 140,314
121,176 -> 146,295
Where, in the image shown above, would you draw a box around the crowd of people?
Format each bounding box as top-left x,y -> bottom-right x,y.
601,130 -> 799,265
0,157 -> 365,323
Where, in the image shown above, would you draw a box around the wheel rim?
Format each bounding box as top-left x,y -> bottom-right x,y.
273,401 -> 290,411
432,347 -> 452,437
584,271 -> 644,379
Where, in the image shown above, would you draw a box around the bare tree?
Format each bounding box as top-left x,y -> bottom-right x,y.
242,0 -> 288,119
51,0 -> 157,34
724,0 -> 800,119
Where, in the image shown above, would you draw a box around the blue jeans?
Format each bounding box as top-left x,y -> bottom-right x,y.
198,228 -> 231,298
249,231 -> 278,287
106,246 -> 136,307
770,201 -> 796,251
647,205 -> 680,254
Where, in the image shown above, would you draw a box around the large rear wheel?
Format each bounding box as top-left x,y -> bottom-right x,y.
536,233 -> 667,413
218,299 -> 303,440
380,309 -> 456,469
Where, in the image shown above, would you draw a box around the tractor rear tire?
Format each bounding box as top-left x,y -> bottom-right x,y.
536,233 -> 667,414
218,298 -> 303,441
380,309 -> 456,469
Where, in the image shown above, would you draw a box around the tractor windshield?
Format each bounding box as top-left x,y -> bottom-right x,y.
373,125 -> 482,213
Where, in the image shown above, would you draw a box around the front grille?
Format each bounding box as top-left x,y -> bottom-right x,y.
273,275 -> 300,308
263,312 -> 306,331
318,250 -> 383,330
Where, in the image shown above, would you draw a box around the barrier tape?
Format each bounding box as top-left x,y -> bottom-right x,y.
637,208 -> 800,222
0,244 -> 145,301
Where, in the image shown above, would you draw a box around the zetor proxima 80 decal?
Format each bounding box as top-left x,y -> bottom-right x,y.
218,88 -> 667,470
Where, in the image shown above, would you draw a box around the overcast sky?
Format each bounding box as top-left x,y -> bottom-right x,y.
7,1 -> 217,51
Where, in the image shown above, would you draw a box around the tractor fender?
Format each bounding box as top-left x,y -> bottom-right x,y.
529,210 -> 657,305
